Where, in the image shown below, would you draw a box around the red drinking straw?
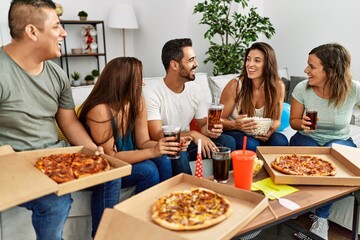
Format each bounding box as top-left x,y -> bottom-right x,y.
243,136 -> 247,155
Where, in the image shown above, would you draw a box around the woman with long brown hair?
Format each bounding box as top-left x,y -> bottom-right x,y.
79,57 -> 178,195
220,42 -> 288,151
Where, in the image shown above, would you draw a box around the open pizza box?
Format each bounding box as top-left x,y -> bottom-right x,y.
257,145 -> 360,186
0,145 -> 131,211
95,173 -> 268,240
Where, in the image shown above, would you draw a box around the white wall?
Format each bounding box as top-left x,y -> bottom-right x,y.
263,0 -> 360,80
1,0 -> 360,79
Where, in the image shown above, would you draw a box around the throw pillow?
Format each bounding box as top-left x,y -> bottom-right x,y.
57,106 -> 82,144
193,72 -> 212,104
281,77 -> 291,103
278,68 -> 289,79
287,76 -> 307,103
209,74 -> 239,101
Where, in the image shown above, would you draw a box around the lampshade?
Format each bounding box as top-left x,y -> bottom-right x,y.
108,3 -> 139,29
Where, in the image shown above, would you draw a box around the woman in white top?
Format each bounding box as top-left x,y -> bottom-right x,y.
220,42 -> 288,151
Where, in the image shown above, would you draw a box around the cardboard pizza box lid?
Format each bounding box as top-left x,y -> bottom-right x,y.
0,145 -> 15,156
257,146 -> 360,186
95,209 -> 188,240
96,174 -> 268,240
0,152 -> 58,211
331,144 -> 360,171
17,146 -> 132,196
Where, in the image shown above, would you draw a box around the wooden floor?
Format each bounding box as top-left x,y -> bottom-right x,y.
244,212 -> 356,240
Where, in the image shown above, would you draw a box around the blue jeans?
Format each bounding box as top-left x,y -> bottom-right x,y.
171,151 -> 192,176
20,194 -> 72,240
290,131 -> 357,147
290,131 -> 357,219
223,130 -> 289,152
87,179 -> 121,237
122,155 -> 172,193
171,134 -> 236,175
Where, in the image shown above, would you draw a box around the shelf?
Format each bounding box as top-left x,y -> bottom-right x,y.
61,53 -> 106,57
60,20 -> 104,25
59,20 -> 107,79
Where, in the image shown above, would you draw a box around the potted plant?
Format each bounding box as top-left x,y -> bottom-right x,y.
91,69 -> 99,82
78,11 -> 88,21
71,71 -> 81,86
84,74 -> 95,85
194,0 -> 275,76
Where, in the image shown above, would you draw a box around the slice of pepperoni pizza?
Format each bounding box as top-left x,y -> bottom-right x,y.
71,154 -> 110,178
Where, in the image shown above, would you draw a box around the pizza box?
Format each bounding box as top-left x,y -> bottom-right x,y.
95,173 -> 268,240
0,145 -> 131,211
0,145 -> 58,211
257,145 -> 360,186
16,146 -> 132,195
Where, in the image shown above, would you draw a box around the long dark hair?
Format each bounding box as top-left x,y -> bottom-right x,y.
79,57 -> 143,145
236,42 -> 281,119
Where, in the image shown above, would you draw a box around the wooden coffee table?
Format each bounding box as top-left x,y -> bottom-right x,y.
216,170 -> 360,240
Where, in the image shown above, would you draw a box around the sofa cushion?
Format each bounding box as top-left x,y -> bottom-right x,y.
287,76 -> 307,102
278,67 -> 289,79
143,76 -> 163,86
71,85 -> 94,106
209,74 -> 239,101
281,77 -> 291,103
194,72 -> 212,103
209,68 -> 291,101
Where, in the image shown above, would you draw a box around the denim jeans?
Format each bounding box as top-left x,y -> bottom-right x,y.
87,179 -> 122,237
171,151 -> 192,176
20,193 -> 72,240
223,130 -> 289,152
290,131 -> 357,147
290,131 -> 357,219
121,155 -> 172,193
171,134 -> 236,175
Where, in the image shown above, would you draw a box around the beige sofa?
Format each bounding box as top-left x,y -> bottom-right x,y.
1,72 -> 360,240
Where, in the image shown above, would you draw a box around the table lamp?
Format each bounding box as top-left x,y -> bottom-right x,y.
108,3 -> 139,56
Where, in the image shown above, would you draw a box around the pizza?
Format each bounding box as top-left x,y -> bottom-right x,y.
35,153 -> 110,183
271,154 -> 336,176
151,187 -> 232,230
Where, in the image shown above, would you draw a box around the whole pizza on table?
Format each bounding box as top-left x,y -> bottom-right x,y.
271,154 -> 336,176
151,187 -> 232,230
35,153 -> 110,183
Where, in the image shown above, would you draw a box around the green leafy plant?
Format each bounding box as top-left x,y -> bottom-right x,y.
91,69 -> 99,77
71,71 -> 80,80
194,0 -> 276,76
78,11 -> 88,17
84,74 -> 95,81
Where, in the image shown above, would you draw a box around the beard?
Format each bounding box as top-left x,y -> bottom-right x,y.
179,64 -> 196,81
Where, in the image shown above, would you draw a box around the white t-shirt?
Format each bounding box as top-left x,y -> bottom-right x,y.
143,79 -> 208,131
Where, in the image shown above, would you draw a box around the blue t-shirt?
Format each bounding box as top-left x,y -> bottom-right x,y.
292,80 -> 360,145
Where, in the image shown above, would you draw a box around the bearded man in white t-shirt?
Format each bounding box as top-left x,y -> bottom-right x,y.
143,38 -> 235,175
